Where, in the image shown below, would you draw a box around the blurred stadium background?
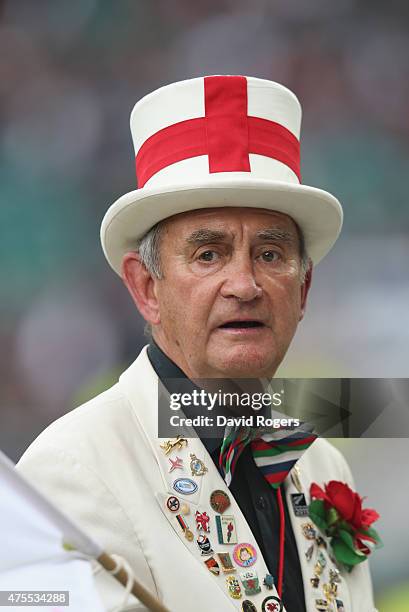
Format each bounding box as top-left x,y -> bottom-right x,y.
0,1 -> 408,609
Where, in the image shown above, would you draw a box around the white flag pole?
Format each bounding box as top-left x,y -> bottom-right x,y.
0,451 -> 170,612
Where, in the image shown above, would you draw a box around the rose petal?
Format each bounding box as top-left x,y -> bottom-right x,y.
355,538 -> 371,556
361,508 -> 380,529
326,481 -> 356,522
310,482 -> 329,502
351,493 -> 363,529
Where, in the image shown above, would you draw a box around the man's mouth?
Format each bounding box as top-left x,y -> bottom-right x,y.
219,320 -> 265,329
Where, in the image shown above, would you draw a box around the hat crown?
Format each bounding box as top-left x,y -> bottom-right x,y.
130,75 -> 302,190
100,74 -> 342,276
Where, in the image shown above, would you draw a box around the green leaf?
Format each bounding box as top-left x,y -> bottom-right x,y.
308,499 -> 328,532
360,527 -> 383,547
327,507 -> 339,526
338,529 -> 355,549
338,520 -> 354,535
331,537 -> 366,569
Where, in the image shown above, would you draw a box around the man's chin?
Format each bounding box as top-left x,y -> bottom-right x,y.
207,344 -> 279,378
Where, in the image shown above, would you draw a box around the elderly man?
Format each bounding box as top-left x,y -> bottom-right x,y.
17,76 -> 377,611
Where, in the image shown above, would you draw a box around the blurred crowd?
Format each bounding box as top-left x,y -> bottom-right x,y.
0,1 -> 408,606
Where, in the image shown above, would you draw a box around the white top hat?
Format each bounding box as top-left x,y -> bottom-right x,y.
100,75 -> 343,275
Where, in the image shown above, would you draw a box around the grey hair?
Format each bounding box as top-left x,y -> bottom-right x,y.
136,221 -> 165,279
296,225 -> 312,283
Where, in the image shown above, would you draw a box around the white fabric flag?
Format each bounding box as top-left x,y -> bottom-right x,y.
0,450 -> 106,612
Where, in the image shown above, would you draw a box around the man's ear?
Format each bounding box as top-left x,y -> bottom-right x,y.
121,252 -> 161,325
299,262 -> 313,321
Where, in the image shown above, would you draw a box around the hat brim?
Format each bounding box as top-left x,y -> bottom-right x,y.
100,177 -> 343,275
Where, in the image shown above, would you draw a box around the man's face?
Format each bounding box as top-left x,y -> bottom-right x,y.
149,207 -> 311,378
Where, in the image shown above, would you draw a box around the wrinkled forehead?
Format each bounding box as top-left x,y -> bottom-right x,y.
161,206 -> 300,241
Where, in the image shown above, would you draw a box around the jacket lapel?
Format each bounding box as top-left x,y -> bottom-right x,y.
119,347 -> 286,610
285,451 -> 352,612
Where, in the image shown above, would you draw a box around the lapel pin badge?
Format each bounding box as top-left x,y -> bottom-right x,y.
305,544 -> 314,562
175,514 -> 194,542
290,492 -> 309,517
173,477 -> 198,495
240,569 -> 261,596
160,435 -> 188,455
180,502 -> 190,515
226,575 -> 242,600
241,601 -> 257,612
261,595 -> 283,612
314,561 -> 324,577
290,465 -> 303,493
215,515 -> 237,544
168,456 -> 184,472
197,534 -> 214,556
317,551 -> 327,568
315,599 -> 329,611
233,543 -> 257,568
263,574 -> 275,590
204,556 -> 220,576
195,510 -> 210,532
210,489 -> 231,514
329,568 -> 341,584
190,453 -> 208,476
316,536 -> 327,549
323,582 -> 338,601
302,522 -> 316,540
166,495 -> 180,513
217,552 -> 235,573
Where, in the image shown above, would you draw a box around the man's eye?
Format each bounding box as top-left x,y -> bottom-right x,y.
198,250 -> 218,262
261,250 -> 280,262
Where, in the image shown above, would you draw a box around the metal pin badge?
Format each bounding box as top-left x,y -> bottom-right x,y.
189,453 -> 208,476
160,435 -> 188,455
217,552 -> 235,573
210,489 -> 231,514
290,465 -> 303,493
261,596 -> 283,612
263,574 -> 275,590
204,556 -> 220,576
226,575 -> 242,600
302,522 -> 316,540
175,514 -> 193,542
195,510 -> 210,532
168,456 -> 183,472
240,569 -> 261,596
197,535 -> 214,556
166,496 -> 180,513
305,544 -> 314,562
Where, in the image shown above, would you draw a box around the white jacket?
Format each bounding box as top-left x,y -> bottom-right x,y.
17,347 -> 377,611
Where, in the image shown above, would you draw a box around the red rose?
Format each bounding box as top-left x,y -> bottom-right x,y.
310,481 -> 379,532
309,480 -> 382,570
361,508 -> 380,530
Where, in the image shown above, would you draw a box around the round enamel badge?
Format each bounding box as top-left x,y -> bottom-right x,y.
261,596 -> 283,612
166,496 -> 180,512
233,543 -> 257,568
210,489 -> 231,514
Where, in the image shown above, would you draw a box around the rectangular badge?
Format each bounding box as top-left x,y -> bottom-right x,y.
291,493 -> 309,517
215,515 -> 237,544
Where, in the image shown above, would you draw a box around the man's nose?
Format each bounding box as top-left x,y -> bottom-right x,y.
220,257 -> 262,302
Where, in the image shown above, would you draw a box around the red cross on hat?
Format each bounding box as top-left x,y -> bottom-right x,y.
100,75 -> 343,275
